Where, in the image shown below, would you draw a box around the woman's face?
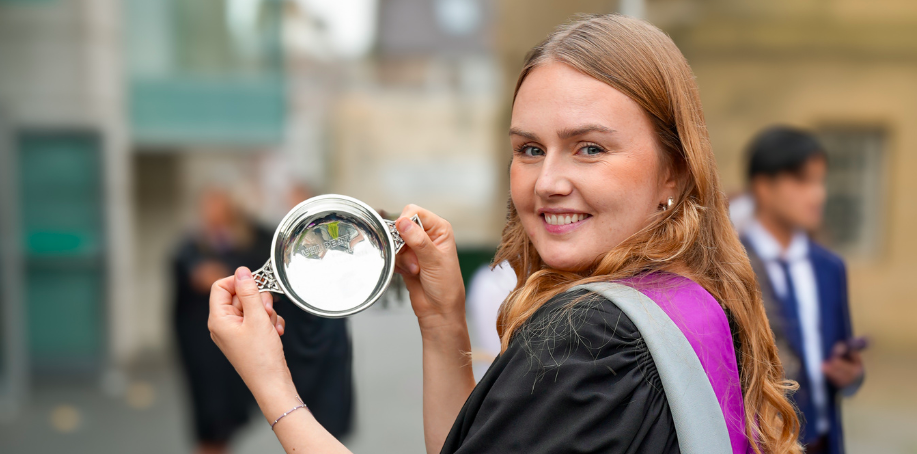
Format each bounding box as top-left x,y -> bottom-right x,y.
509,62 -> 677,272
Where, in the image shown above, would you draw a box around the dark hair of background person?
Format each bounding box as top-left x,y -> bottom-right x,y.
746,126 -> 828,181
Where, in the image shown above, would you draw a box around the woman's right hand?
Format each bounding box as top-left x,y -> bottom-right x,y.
393,204 -> 466,328
211,268 -> 354,454
208,267 -> 298,420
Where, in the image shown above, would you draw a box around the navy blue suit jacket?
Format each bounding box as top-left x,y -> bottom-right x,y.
743,238 -> 857,454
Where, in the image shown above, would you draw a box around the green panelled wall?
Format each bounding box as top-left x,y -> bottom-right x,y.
130,76 -> 286,145
18,132 -> 104,371
0,195 -> 4,379
126,0 -> 286,145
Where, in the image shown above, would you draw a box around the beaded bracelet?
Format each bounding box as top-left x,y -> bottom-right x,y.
271,395 -> 307,430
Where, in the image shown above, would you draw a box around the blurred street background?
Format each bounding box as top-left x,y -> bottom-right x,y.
1,0 -> 916,452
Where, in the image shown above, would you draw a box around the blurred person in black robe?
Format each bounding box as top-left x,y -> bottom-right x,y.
173,185 -> 354,454
172,187 -> 262,454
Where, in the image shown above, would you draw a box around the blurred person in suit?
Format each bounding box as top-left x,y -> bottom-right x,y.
741,126 -> 865,454
172,187 -> 264,454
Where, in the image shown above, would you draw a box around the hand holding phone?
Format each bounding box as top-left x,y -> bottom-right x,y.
823,337 -> 867,389
835,336 -> 869,361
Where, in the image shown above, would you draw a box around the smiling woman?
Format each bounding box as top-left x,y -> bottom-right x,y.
206,13 -> 801,454
493,14 -> 802,454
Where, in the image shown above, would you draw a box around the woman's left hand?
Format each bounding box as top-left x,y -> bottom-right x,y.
393,205 -> 466,328
392,205 -> 475,454
208,267 -> 293,400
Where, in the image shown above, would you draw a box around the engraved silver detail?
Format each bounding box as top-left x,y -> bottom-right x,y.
253,259 -> 283,293
385,214 -> 422,254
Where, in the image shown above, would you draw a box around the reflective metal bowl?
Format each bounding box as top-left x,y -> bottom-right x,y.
252,194 -> 421,318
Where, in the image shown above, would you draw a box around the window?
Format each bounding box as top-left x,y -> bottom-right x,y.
125,0 -> 286,145
816,127 -> 886,258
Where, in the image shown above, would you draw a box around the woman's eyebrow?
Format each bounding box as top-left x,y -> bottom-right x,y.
557,124 -> 616,139
508,127 -> 539,141
509,125 -> 616,141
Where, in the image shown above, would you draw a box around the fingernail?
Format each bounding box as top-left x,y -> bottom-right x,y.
397,217 -> 413,233
409,262 -> 419,274
236,267 -> 252,281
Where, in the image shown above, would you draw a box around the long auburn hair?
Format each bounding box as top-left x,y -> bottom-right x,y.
493,14 -> 801,454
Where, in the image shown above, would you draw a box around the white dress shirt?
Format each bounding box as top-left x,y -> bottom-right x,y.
744,219 -> 830,435
466,261 -> 517,381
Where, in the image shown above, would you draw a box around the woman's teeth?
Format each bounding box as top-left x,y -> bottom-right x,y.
544,213 -> 589,226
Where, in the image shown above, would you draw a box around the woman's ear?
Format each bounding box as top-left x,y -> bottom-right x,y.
658,160 -> 681,205
663,162 -> 680,190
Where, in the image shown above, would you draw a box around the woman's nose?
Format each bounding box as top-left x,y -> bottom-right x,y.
534,157 -> 574,198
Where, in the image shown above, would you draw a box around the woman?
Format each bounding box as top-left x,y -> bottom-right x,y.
172,187 -> 261,454
208,14 -> 801,454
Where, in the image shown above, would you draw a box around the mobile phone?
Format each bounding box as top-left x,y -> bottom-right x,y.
837,336 -> 869,360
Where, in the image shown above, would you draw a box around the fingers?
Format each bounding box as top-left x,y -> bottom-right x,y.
235,292 -> 275,317
223,269 -> 278,329
234,267 -> 270,324
848,348 -> 863,364
231,295 -> 243,315
209,276 -> 242,337
823,358 -> 855,374
823,360 -> 858,387
832,342 -> 847,358
264,292 -> 278,328
398,204 -> 449,237
395,246 -> 419,276
210,276 -> 237,318
276,315 -> 286,336
396,206 -> 449,267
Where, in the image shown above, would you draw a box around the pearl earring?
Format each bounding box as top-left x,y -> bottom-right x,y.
660,197 -> 674,211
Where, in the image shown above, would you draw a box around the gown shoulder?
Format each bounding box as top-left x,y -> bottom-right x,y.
442,288 -> 680,454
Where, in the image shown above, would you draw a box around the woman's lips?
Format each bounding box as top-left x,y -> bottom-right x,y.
541,213 -> 591,234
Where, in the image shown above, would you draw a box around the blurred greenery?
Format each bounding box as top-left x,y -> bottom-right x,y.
457,247 -> 498,288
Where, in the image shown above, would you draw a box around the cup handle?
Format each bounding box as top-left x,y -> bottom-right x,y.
385,214 -> 423,254
252,259 -> 284,293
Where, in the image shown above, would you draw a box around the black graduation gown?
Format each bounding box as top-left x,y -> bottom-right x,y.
172,232 -> 263,443
442,289 -> 680,454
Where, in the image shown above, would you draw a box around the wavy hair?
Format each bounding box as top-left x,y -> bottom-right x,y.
493,14 -> 801,454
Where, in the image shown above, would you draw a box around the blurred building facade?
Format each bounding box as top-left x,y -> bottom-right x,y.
1,0 -> 916,426
658,0 -> 917,354
0,0 -> 507,417
495,0 -> 917,356
0,0 -> 132,415
326,0 -> 504,245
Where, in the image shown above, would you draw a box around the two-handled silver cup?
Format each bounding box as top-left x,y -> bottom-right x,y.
251,194 -> 421,318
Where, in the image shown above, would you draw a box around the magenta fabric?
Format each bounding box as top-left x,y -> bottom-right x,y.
623,273 -> 751,454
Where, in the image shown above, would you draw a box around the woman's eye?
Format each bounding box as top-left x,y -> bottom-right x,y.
519,146 -> 545,157
578,145 -> 605,156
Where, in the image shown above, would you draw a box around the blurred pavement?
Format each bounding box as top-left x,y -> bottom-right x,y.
0,296 -> 426,454
1,294 -> 915,454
